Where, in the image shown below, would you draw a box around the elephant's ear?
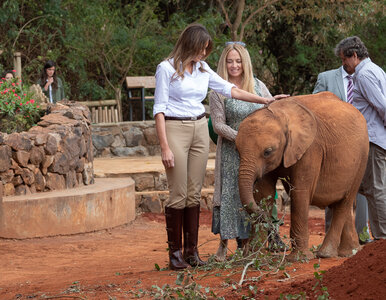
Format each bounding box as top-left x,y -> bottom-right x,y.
276,100 -> 317,168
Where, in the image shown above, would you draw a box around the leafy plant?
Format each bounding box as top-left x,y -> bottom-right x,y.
359,226 -> 370,244
0,74 -> 44,133
150,271 -> 224,299
279,262 -> 329,300
312,262 -> 329,300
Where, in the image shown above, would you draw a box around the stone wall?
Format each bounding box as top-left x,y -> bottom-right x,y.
91,121 -> 216,158
92,121 -> 160,157
0,102 -> 94,197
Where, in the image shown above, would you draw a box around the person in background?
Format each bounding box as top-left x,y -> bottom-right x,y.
2,70 -> 15,82
313,49 -> 372,244
37,60 -> 65,104
335,36 -> 385,240
210,42 -> 287,261
153,24 -> 288,270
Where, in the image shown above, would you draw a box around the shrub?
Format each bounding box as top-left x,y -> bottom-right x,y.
0,73 -> 44,133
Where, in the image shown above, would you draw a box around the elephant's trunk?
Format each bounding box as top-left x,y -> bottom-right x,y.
238,161 -> 261,214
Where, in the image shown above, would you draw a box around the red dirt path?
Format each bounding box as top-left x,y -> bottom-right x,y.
0,208 -> 384,299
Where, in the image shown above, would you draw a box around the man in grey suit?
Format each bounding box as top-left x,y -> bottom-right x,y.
313,62 -> 371,244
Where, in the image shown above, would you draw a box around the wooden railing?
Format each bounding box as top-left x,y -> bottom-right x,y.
77,99 -> 122,123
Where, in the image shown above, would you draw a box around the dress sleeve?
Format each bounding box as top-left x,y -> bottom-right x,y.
257,79 -> 272,98
209,91 -> 238,142
153,62 -> 170,117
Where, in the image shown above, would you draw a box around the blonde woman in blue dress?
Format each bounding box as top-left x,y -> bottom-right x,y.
210,42 -> 287,261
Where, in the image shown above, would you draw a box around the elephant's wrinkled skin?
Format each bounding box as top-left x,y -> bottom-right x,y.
236,92 -> 369,260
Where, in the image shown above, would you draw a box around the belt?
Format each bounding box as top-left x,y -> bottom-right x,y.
165,112 -> 206,121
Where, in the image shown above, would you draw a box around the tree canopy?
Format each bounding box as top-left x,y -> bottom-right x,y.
0,0 -> 384,112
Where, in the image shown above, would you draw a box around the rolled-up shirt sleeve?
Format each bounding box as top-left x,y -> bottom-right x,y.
357,73 -> 386,125
205,63 -> 235,98
153,63 -> 170,117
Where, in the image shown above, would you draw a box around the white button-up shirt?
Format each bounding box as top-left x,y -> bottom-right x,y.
353,58 -> 386,150
153,59 -> 235,118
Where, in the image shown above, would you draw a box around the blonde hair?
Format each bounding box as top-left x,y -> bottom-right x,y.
167,23 -> 213,80
217,43 -> 255,94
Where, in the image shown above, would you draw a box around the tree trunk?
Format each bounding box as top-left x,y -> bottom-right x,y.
114,88 -> 122,122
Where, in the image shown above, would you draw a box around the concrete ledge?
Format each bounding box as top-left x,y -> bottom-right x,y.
0,177 -> 135,239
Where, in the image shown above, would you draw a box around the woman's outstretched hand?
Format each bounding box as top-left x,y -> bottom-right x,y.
265,94 -> 290,104
265,97 -> 276,104
274,94 -> 290,100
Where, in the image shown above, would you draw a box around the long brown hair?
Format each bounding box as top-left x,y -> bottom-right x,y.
167,24 -> 213,80
39,60 -> 58,90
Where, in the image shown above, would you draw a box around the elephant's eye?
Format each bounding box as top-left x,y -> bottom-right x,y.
263,147 -> 273,157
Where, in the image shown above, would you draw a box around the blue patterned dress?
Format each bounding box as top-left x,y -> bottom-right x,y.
212,81 -> 264,239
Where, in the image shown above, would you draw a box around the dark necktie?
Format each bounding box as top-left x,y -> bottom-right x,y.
347,75 -> 353,103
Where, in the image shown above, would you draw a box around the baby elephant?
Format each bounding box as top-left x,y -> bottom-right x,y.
236,92 -> 369,261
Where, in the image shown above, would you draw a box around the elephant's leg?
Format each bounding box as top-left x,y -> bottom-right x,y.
287,189 -> 314,261
338,208 -> 359,257
317,200 -> 350,258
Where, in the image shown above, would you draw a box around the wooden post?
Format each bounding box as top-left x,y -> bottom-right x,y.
13,52 -> 22,78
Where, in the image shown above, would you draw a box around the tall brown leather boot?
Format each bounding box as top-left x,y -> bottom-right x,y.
183,205 -> 206,267
165,206 -> 189,270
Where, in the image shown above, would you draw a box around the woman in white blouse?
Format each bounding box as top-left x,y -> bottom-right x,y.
154,23 -> 286,270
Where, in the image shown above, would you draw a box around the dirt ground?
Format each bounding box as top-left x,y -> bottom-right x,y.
0,207 -> 385,299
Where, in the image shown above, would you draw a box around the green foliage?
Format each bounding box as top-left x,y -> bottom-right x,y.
241,0 -> 384,95
351,8 -> 385,69
279,262 -> 329,300
359,226 -> 371,243
312,263 -> 329,300
150,271 -> 224,299
0,75 -> 43,133
0,0 -> 384,119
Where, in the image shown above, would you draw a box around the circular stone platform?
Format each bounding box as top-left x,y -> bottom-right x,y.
0,177 -> 135,239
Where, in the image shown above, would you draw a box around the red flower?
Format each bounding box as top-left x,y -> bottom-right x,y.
12,70 -> 16,72
19,103 -> 23,106
30,99 -> 35,104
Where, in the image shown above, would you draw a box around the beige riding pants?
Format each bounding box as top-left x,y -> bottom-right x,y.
164,117 -> 209,209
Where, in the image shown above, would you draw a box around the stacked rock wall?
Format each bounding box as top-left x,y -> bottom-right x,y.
91,121 -> 216,158
0,102 -> 94,197
91,121 -> 160,157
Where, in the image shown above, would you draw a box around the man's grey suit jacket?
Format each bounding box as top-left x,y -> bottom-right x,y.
313,67 -> 346,101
